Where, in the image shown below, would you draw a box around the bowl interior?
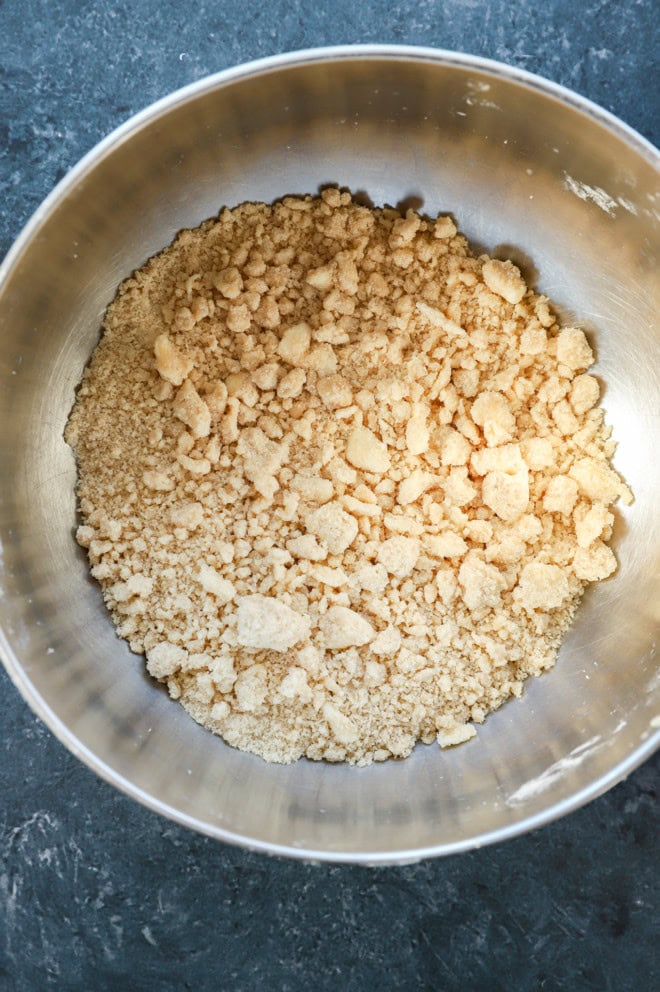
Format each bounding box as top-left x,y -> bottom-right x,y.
0,49 -> 658,861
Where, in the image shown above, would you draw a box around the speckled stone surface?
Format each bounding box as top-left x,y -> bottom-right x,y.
1,2 -> 658,989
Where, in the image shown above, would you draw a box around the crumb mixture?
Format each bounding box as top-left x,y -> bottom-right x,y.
65,188 -> 631,764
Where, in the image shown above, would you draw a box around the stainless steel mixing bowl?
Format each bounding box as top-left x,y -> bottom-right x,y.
0,46 -> 658,863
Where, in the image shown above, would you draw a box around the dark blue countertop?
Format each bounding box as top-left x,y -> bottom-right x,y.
0,2 -> 658,989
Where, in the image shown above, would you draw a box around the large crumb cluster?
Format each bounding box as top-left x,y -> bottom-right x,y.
65,189 -> 631,764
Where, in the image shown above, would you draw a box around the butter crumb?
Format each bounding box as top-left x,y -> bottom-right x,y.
67,189 -> 630,767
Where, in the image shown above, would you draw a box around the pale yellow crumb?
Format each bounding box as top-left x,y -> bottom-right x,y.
66,189 -> 631,766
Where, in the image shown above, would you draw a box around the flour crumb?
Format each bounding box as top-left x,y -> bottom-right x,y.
66,189 -> 631,765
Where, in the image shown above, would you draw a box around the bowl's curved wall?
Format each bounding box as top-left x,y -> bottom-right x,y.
0,47 -> 658,862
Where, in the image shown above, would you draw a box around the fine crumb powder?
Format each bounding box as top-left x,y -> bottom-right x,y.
65,189 -> 632,765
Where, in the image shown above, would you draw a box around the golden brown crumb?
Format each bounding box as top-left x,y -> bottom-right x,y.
65,189 -> 632,765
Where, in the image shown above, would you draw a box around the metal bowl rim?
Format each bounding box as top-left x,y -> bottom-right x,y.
1,43 -> 658,864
